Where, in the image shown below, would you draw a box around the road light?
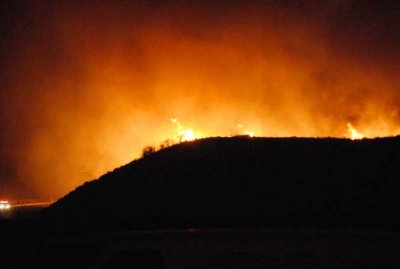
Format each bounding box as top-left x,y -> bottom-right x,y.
0,200 -> 11,210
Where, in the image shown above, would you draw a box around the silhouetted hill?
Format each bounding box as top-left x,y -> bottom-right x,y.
43,136 -> 400,232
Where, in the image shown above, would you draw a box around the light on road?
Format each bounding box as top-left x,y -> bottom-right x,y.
0,200 -> 11,210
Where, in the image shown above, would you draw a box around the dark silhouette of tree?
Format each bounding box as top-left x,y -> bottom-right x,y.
142,145 -> 156,157
159,139 -> 173,149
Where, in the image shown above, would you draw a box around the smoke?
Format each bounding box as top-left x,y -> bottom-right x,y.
0,1 -> 399,199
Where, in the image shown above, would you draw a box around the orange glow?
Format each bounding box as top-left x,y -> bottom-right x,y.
169,119 -> 258,143
0,2 -> 399,200
171,118 -> 201,142
346,123 -> 364,140
237,124 -> 255,138
245,131 -> 255,137
179,129 -> 195,142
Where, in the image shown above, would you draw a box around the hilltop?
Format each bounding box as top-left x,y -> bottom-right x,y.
43,136 -> 400,232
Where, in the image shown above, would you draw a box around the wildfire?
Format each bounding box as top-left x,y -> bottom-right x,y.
245,131 -> 255,137
171,118 -> 200,142
346,123 -> 364,140
168,118 -> 375,146
237,124 -> 255,137
169,119 -> 257,144
178,129 -> 195,142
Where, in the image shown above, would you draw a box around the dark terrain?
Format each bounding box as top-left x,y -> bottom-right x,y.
45,136 -> 400,232
1,136 -> 400,268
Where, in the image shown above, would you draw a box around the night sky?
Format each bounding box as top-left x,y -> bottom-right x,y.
0,0 -> 399,199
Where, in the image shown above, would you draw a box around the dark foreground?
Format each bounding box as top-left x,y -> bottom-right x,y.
45,136 -> 400,232
1,214 -> 399,269
2,136 -> 400,268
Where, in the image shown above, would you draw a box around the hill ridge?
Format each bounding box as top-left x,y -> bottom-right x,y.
43,136 -> 400,232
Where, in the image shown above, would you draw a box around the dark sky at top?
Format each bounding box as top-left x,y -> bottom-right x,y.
0,0 -> 399,199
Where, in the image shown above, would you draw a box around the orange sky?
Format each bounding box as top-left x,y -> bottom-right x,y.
0,1 -> 399,199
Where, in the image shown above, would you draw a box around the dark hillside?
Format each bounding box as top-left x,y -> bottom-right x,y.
43,136 -> 400,232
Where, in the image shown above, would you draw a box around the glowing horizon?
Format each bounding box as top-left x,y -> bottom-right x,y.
1,1 -> 399,200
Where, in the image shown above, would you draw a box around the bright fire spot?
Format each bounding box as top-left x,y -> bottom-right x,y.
245,131 -> 254,137
168,119 -> 257,145
346,123 -> 364,140
171,118 -> 200,142
179,128 -> 195,142
237,123 -> 255,137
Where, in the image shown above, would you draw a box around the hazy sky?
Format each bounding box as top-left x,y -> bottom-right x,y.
1,0 -> 399,199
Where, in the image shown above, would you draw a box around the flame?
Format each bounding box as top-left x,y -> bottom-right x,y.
168,120 -> 257,145
169,120 -> 365,143
2,1 -> 400,200
237,124 -> 255,137
179,129 -> 195,142
244,131 -> 255,137
171,118 -> 201,142
346,123 -> 364,140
